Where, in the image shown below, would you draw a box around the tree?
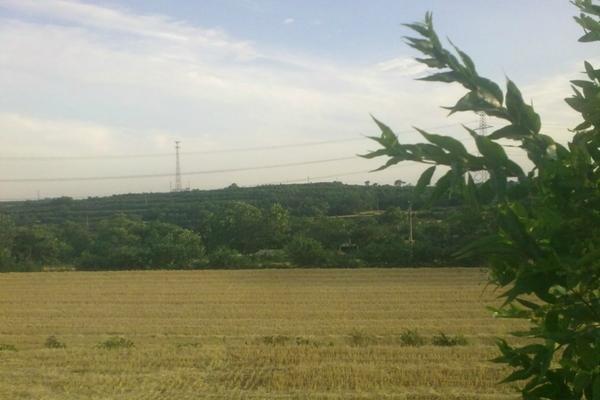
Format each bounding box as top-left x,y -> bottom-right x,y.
364,3 -> 599,399
0,214 -> 15,269
11,225 -> 66,266
143,221 -> 205,268
80,215 -> 146,269
285,236 -> 330,266
210,202 -> 264,253
262,203 -> 291,248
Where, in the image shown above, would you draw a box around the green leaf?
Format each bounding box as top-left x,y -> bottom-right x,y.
516,298 -> 541,310
470,130 -> 512,170
372,156 -> 403,172
506,79 -> 541,133
415,127 -> 469,156
371,116 -> 398,147
418,71 -> 461,83
415,166 -> 436,196
404,37 -> 434,55
592,375 -> 600,400
474,77 -> 504,107
464,173 -> 480,210
584,61 -> 600,81
571,79 -> 596,89
500,368 -> 535,383
402,22 -> 430,37
359,148 -> 389,159
580,30 -> 600,42
574,371 -> 592,394
415,57 -> 445,68
448,39 -> 476,74
488,125 -> 530,140
429,169 -> 453,204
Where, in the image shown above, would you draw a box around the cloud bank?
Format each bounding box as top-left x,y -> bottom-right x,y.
0,0 -> 584,199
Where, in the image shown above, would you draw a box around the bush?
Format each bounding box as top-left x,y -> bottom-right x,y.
0,263 -> 43,273
359,238 -> 412,266
96,336 -> 134,350
399,329 -> 426,346
432,332 -> 467,347
44,336 -> 66,349
259,335 -> 290,345
248,249 -> 289,268
285,236 -> 331,266
347,329 -> 377,347
0,343 -> 17,352
208,246 -> 244,268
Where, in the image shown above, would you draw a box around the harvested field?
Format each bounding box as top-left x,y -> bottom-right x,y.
0,268 -> 526,399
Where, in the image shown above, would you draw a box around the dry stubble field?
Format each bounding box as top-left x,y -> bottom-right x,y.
0,268 -> 527,399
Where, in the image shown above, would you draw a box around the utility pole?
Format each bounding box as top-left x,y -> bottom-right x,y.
408,202 -> 415,261
408,202 -> 415,245
174,141 -> 182,192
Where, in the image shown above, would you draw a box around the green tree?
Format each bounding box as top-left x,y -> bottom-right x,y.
261,203 -> 291,248
11,225 -> 66,266
81,215 -> 145,269
58,221 -> 92,263
0,214 -> 15,269
210,202 -> 264,253
143,221 -> 204,268
364,3 -> 599,399
285,236 -> 330,266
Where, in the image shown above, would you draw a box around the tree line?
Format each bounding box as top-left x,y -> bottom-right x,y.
0,184 -> 485,271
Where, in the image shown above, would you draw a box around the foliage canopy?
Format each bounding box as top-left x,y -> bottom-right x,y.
364,2 -> 600,398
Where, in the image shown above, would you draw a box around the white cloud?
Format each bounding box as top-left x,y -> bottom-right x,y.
376,57 -> 429,76
0,0 -> 585,199
283,17 -> 295,25
0,0 -> 258,60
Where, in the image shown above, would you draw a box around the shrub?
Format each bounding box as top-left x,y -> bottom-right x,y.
285,236 -> 331,266
260,335 -> 290,345
432,332 -> 468,347
44,336 -> 66,349
399,329 -> 426,346
208,246 -> 244,268
96,336 -> 134,350
347,329 -> 377,347
0,344 -> 17,352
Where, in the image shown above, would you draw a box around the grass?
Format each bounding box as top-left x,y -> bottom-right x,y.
96,336 -> 134,350
0,268 -> 526,399
44,336 -> 67,349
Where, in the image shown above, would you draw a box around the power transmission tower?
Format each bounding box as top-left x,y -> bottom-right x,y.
474,112 -> 492,183
174,141 -> 182,192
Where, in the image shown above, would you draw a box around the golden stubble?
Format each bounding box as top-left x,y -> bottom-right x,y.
0,268 -> 525,399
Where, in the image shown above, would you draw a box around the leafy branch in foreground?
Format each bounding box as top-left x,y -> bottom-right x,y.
363,3 -> 600,399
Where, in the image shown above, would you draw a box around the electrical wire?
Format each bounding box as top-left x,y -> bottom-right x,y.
0,156 -> 359,183
0,121 -> 477,161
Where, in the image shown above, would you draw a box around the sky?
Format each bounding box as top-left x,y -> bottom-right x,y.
0,0 -> 594,200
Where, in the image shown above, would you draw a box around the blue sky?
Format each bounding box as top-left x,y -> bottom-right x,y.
90,0 -> 588,79
0,0 -> 594,199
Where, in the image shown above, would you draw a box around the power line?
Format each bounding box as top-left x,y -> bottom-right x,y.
0,138 -> 365,161
264,170 -> 372,185
0,156 -> 359,183
0,121 -> 477,161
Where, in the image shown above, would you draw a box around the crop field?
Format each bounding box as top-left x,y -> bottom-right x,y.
0,268 -> 528,399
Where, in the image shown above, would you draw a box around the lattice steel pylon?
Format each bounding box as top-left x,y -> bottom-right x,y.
473,112 -> 492,183
174,141 -> 182,192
